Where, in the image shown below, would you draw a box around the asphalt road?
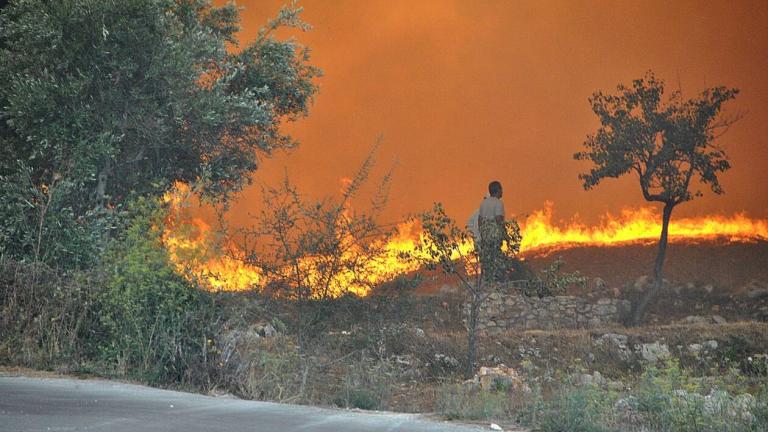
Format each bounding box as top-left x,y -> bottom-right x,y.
0,376 -> 486,432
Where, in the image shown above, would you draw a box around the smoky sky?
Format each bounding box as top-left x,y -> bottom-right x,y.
216,0 -> 768,226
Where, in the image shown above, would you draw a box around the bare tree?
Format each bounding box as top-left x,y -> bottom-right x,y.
411,203 -> 521,379
237,144 -> 395,350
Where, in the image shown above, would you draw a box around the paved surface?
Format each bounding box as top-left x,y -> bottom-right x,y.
0,376 -> 485,432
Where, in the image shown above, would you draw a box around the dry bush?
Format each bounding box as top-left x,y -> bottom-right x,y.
0,260 -> 97,369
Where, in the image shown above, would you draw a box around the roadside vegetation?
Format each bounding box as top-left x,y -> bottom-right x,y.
1,1 -> 764,431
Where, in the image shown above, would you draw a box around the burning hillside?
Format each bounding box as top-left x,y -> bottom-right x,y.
161,185 -> 767,296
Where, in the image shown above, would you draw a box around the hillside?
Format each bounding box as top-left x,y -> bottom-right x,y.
411,237 -> 768,296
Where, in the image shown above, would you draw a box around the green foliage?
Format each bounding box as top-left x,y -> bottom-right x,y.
0,0 -> 319,267
523,257 -> 586,297
96,197 -> 214,384
436,360 -> 767,432
233,342 -> 306,402
0,259 -> 98,368
413,203 -> 524,378
574,71 -> 738,206
634,360 -> 763,432
537,386 -> 617,432
414,203 -> 523,283
574,71 -> 739,324
0,169 -> 118,269
335,356 -> 395,410
437,386 -> 516,421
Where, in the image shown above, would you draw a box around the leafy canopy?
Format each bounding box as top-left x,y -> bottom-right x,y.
0,0 -> 319,266
574,72 -> 738,206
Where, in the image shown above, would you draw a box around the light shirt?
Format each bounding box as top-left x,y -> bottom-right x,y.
478,196 -> 505,222
466,208 -> 480,239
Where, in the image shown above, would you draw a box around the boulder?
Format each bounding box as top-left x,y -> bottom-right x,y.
745,279 -> 768,298
639,342 -> 671,363
680,315 -> 726,325
747,288 -> 768,299
253,323 -> 277,338
571,371 -> 606,387
434,354 -> 460,369
476,365 -> 530,392
711,315 -> 727,325
682,315 -> 709,325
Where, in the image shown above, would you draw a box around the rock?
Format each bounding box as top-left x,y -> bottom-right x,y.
747,288 -> 768,299
680,315 -> 726,325
255,323 -> 277,338
594,277 -> 607,290
572,371 -> 606,387
639,342 -> 671,363
682,315 -> 711,325
476,365 -> 530,392
730,393 -> 757,422
587,317 -> 602,327
683,315 -> 709,325
757,306 -> 768,320
571,371 -> 623,390
483,354 -> 503,365
598,333 -> 629,347
634,276 -> 650,290
711,315 -> 727,325
597,297 -> 612,305
673,388 -> 756,422
703,340 -> 718,350
434,354 -> 460,369
489,423 -> 503,431
614,396 -> 638,412
394,355 -> 413,367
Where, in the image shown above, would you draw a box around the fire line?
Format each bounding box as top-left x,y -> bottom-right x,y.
161,186 -> 767,296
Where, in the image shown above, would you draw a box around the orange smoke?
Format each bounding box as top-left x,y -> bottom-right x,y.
161,186 -> 767,296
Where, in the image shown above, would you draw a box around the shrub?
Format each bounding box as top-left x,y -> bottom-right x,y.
537,386 -> 617,432
437,385 -> 515,421
95,198 -> 215,385
0,260 -> 98,369
334,356 -> 396,410
634,360 -> 763,432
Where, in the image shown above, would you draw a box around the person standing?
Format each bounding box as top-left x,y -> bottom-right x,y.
477,181 -> 507,281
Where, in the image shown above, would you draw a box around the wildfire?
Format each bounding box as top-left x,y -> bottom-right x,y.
162,184 -> 262,290
519,202 -> 768,252
161,186 -> 767,295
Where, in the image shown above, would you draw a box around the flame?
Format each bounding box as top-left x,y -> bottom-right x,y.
520,202 -> 768,252
162,183 -> 262,290
161,185 -> 767,296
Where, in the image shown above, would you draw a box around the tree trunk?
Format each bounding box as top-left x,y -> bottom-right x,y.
631,202 -> 674,326
465,296 -> 479,379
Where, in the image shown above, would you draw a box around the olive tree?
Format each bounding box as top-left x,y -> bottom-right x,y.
574,72 -> 739,325
0,0 -> 319,268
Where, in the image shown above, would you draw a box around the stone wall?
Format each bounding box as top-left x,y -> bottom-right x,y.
475,290 -> 631,332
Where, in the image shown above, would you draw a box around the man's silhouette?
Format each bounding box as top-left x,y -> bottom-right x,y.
477,181 -> 507,281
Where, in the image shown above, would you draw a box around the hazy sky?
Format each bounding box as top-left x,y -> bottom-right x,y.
216,0 -> 768,226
